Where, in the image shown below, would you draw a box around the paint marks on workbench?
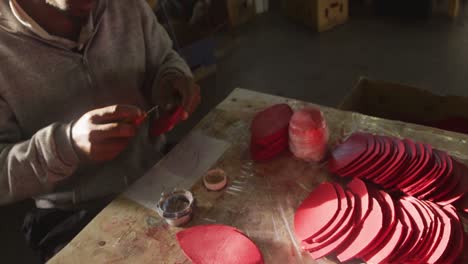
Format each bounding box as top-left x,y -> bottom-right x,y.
99,216 -> 137,233
70,199 -> 188,263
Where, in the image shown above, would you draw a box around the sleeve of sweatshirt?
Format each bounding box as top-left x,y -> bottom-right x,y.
135,0 -> 193,101
0,97 -> 80,205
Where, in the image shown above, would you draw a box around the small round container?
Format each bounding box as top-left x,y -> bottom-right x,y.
203,169 -> 228,191
156,189 -> 195,227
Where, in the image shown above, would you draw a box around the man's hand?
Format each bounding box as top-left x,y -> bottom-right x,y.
71,105 -> 144,162
156,74 -> 201,120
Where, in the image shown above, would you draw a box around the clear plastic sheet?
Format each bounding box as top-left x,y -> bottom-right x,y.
193,90 -> 468,263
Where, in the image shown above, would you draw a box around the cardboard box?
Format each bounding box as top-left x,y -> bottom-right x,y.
227,0 -> 256,27
283,0 -> 349,32
339,77 -> 468,134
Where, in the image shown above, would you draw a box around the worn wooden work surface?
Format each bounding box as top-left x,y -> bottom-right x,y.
50,88 -> 468,264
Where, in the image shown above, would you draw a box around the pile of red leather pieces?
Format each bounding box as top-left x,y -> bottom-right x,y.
250,104 -> 293,161
294,179 -> 465,263
328,133 -> 468,212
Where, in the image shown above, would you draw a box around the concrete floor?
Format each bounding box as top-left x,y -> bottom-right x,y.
3,2 -> 468,263
215,5 -> 468,108
173,2 -> 468,141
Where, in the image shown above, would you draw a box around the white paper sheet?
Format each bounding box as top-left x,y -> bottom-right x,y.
124,130 -> 230,211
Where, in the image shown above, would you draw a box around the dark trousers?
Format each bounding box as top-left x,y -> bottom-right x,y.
22,205 -> 105,262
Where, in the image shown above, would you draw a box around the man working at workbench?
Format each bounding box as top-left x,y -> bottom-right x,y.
0,0 -> 200,260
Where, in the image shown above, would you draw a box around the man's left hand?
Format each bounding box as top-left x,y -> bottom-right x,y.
156,74 -> 201,120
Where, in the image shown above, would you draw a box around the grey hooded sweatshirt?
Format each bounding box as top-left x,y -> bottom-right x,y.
0,0 -> 192,208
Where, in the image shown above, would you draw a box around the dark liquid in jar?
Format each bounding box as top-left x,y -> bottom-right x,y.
162,195 -> 190,214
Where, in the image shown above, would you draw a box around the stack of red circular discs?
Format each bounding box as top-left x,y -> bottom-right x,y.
250,104 -> 293,161
289,107 -> 329,162
294,179 -> 466,264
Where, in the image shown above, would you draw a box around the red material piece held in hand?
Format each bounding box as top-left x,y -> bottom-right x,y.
150,106 -> 185,136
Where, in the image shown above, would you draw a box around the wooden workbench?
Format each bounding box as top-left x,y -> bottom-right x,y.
49,88 -> 467,264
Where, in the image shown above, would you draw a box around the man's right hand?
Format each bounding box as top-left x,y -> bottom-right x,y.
71,105 -> 144,162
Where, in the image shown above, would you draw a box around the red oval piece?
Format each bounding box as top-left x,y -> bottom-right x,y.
250,104 -> 293,143
305,191 -> 358,259
398,198 -> 427,261
251,136 -> 288,162
176,224 -> 264,264
419,200 -> 444,263
302,190 -> 357,253
363,220 -> 406,264
311,184 -> 350,243
358,189 -> 397,258
383,139 -> 417,189
347,178 -> 371,222
294,183 -> 340,242
440,205 -> 464,264
251,127 -> 288,147
306,184 -> 369,258
398,143 -> 431,190
338,135 -> 378,177
405,148 -> 442,196
335,195 -> 384,262
424,201 -> 453,264
388,201 -> 416,263
363,136 -> 394,180
430,158 -> 462,202
435,160 -> 468,206
405,198 -> 435,262
328,133 -> 369,173
417,150 -> 453,200
373,139 -> 406,183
